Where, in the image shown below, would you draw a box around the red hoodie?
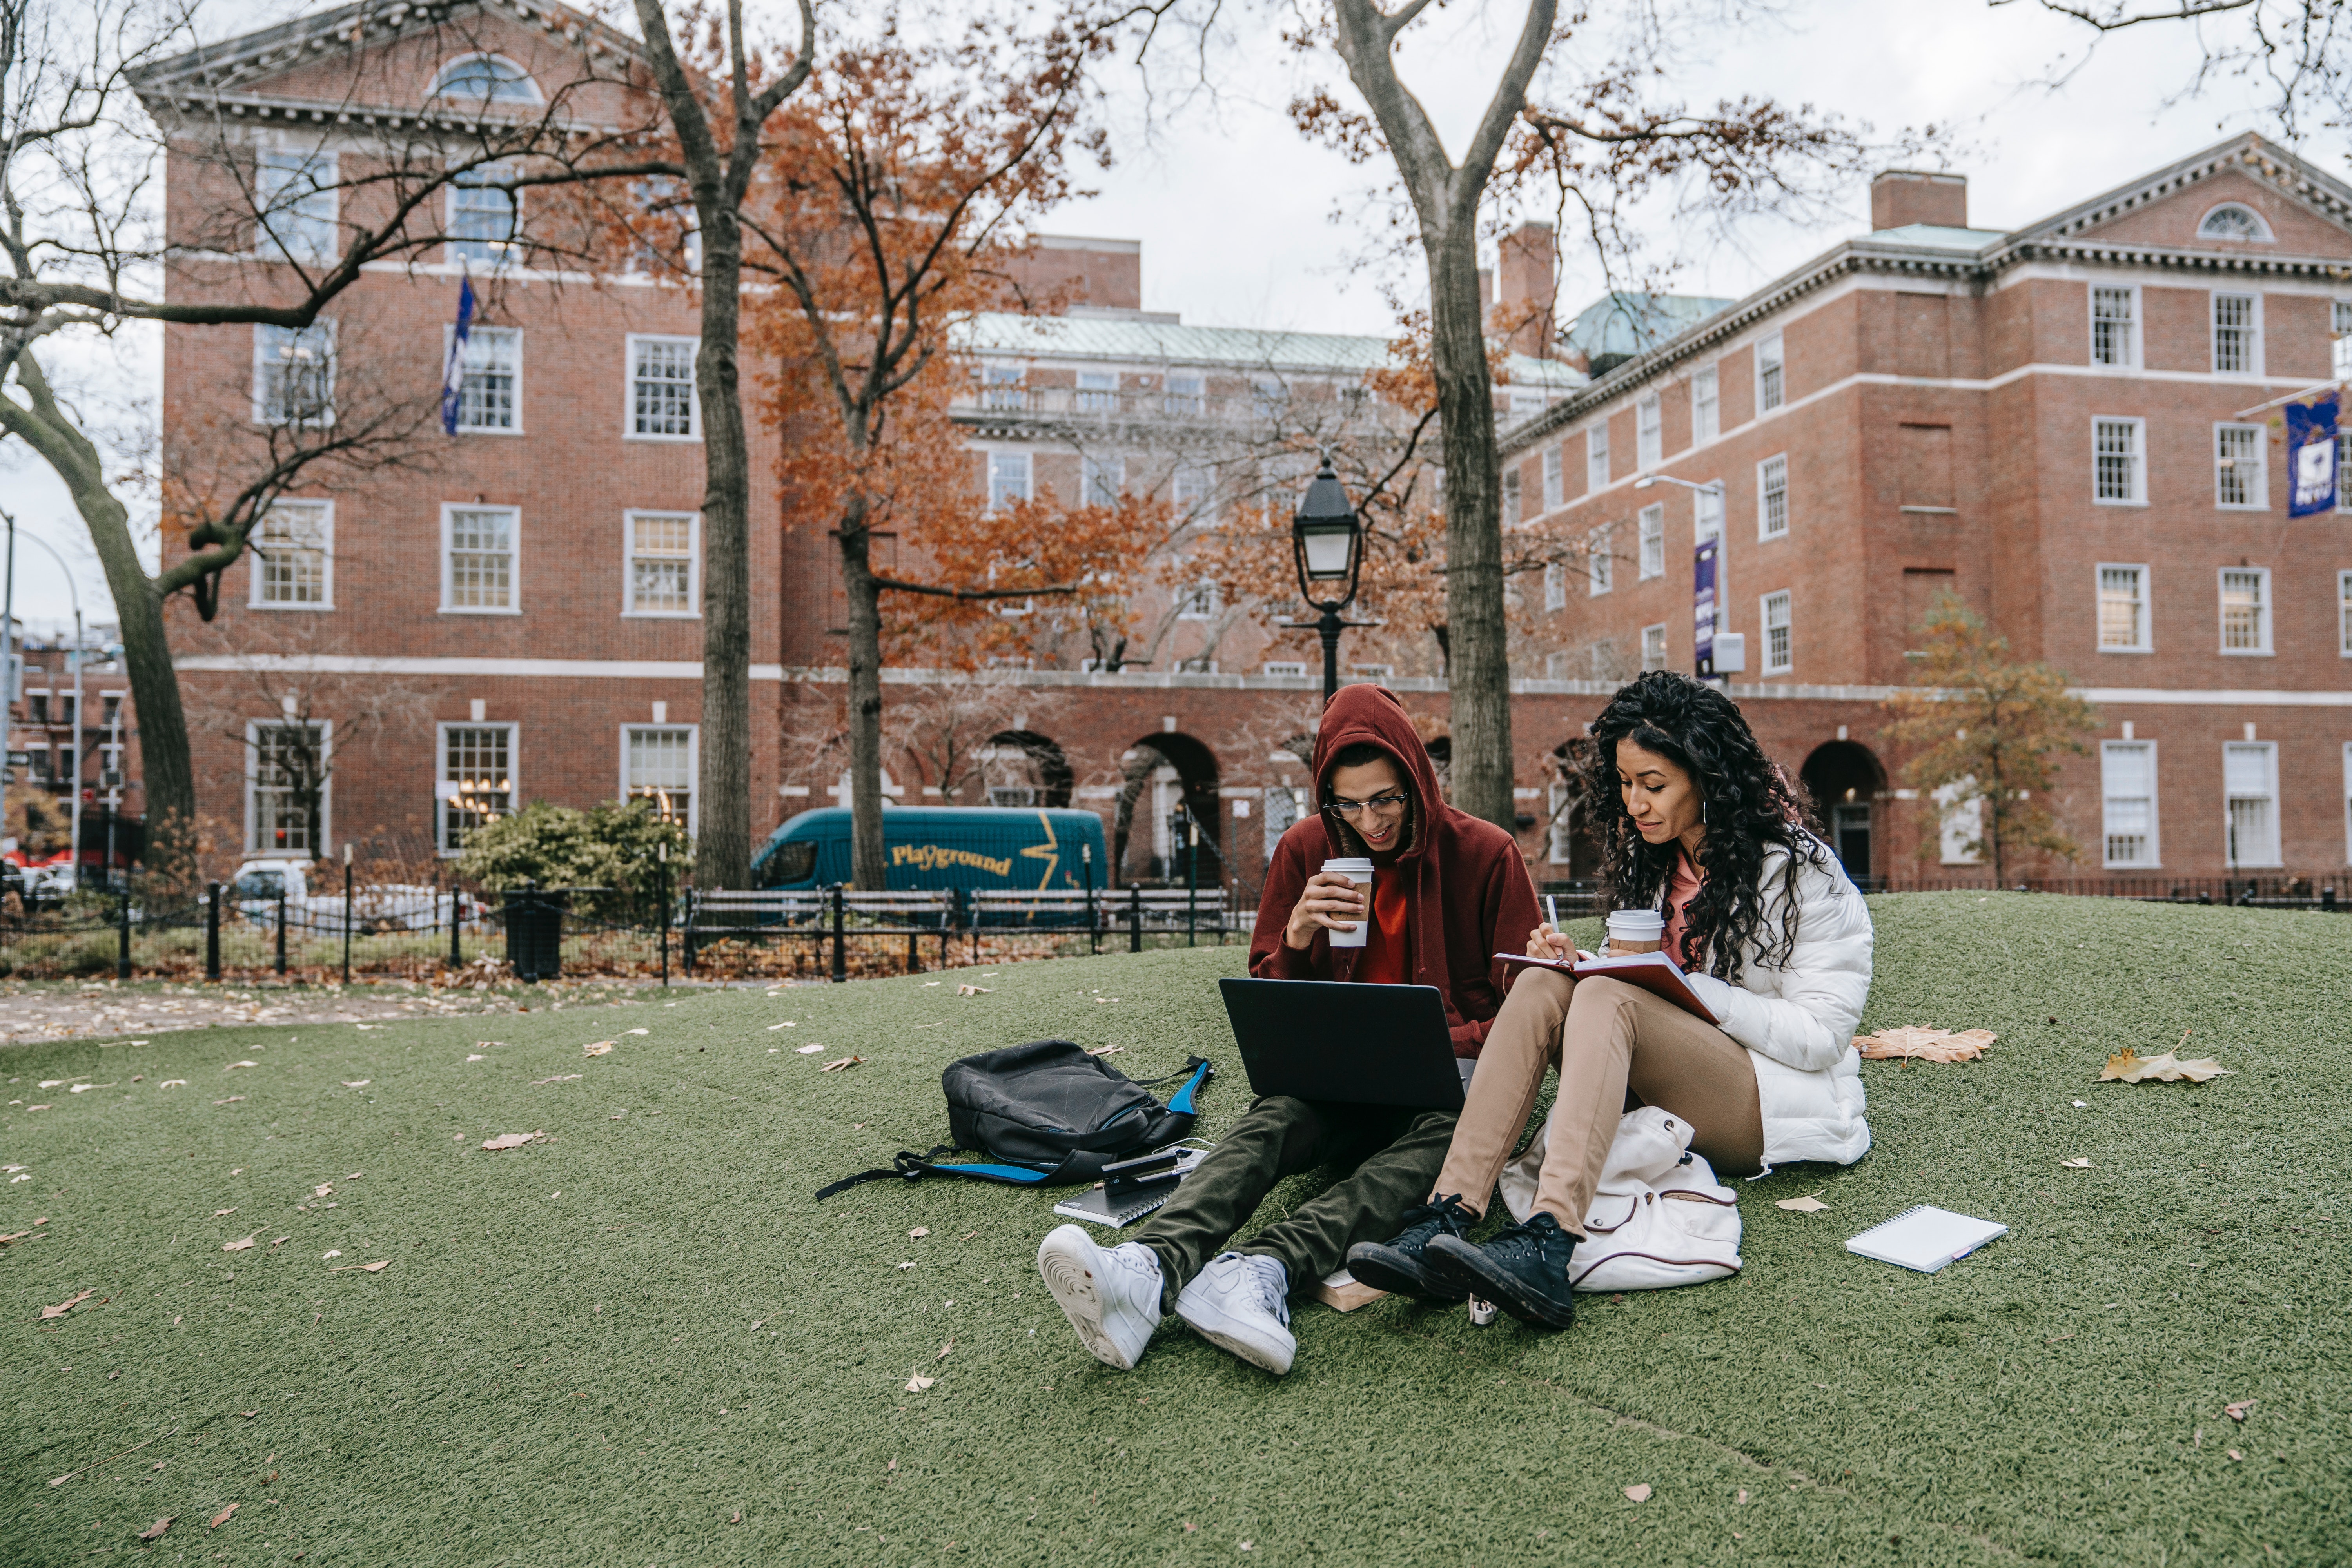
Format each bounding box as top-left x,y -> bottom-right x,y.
1248,685 -> 1543,1057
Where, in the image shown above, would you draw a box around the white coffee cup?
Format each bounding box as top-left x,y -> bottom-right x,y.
1321,857 -> 1375,947
1605,907 -> 1665,955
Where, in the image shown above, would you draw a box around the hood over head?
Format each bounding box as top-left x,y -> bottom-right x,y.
1310,684 -> 1448,860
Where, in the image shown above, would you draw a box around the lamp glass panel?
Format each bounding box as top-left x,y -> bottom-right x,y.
1300,527 -> 1355,578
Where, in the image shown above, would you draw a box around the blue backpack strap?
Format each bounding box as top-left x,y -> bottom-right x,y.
1164,1056 -> 1213,1116
813,1144 -> 1055,1201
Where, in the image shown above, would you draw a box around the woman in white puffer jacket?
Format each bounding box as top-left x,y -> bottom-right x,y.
1346,670 -> 1872,1329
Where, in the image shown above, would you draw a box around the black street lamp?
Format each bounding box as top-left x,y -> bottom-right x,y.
1290,458 -> 1368,701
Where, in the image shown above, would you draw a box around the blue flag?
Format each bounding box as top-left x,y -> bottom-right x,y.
439,274 -> 476,435
2286,394 -> 2338,517
1693,538 -> 1719,677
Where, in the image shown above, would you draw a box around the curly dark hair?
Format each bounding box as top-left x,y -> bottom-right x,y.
1581,670 -> 1829,983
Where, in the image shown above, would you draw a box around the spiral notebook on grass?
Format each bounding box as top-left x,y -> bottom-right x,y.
1050,1146 -> 1209,1228
1845,1205 -> 2007,1274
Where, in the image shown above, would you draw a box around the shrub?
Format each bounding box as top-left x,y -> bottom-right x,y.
454,800 -> 690,919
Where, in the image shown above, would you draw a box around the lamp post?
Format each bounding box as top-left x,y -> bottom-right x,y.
1632,475 -> 1741,684
1290,458 -> 1367,702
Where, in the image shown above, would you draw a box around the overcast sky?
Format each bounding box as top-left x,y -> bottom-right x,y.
0,0 -> 2303,634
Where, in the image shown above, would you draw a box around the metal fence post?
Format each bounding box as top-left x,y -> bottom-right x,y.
683,887 -> 696,975
340,843 -> 354,987
1186,819 -> 1199,947
205,882 -> 221,982
942,888 -> 956,969
275,887 -> 288,976
830,883 -> 847,983
1129,883 -> 1142,953
116,878 -> 131,980
1082,843 -> 1097,956
448,880 -> 463,969
657,844 -> 670,987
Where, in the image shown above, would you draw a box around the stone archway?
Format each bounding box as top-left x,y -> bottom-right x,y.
982,730 -> 1074,808
1799,739 -> 1886,882
1113,731 -> 1220,883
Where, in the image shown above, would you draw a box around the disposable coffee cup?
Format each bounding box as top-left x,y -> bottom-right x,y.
1322,857 -> 1375,948
1605,908 -> 1666,956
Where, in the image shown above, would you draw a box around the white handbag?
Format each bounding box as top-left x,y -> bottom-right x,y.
1496,1104 -> 1743,1292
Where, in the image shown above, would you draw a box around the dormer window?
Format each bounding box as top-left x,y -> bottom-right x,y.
2197,203 -> 2272,243
432,54 -> 541,102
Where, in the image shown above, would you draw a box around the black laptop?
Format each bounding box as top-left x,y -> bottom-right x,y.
1216,978 -> 1466,1111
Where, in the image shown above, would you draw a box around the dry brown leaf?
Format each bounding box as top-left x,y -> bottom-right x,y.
209,1503 -> 238,1528
2100,1049 -> 2232,1084
481,1132 -> 541,1151
0,1229 -> 44,1247
340,1080 -> 370,1088
624,1028 -> 650,1036
1854,1026 -> 1997,1063
531,1074 -> 583,1086
38,1288 -> 95,1320
909,1227 -> 930,1238
222,1061 -> 259,1071
313,1184 -> 334,1198
905,1374 -> 935,1392
795,1044 -> 824,1054
583,1042 -> 615,1057
136,1516 -> 174,1541
2060,1158 -> 2093,1169
1735,1489 -> 1749,1505
1624,1484 -> 1653,1503
159,1080 -> 187,1089
330,1261 -> 390,1274
819,1056 -> 864,1073
213,1208 -> 236,1217
1085,1044 -> 1124,1057
1774,1194 -> 1831,1212
936,1337 -> 953,1359
956,985 -> 993,996
2226,1399 -> 2256,1421
223,1236 -> 257,1253
2228,1448 -> 2244,1462
212,1096 -> 245,1106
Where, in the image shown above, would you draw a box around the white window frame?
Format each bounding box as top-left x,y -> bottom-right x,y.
1501,468 -> 1522,528
1543,559 -> 1566,612
1162,372 -> 1205,416
2218,567 -> 2272,655
624,334 -> 699,441
622,510 -> 701,618
2339,569 -> 2352,657
1547,778 -> 1574,864
1692,365 -> 1719,444
447,163 -> 519,267
1176,577 -> 1221,622
244,718 -> 330,858
2334,301 -> 2352,381
987,450 -> 1032,510
1641,622 -> 1668,671
255,147 -> 338,262
1587,527 -> 1612,596
1586,424 -> 1610,493
432,52 -> 543,102
1694,483 -> 1724,543
1542,445 -> 1564,510
1636,394 -> 1662,470
1757,454 -> 1789,540
1074,370 -> 1118,413
2197,203 -> 2273,243
2090,284 -> 2140,370
2214,423 -> 2267,510
1935,780 -> 1983,866
2093,417 -> 2146,506
251,321 -> 336,427
1637,503 -> 1665,580
2223,740 -> 2281,869
249,499 -> 334,611
621,724 -> 699,836
2095,563 -> 2149,654
445,324 -> 522,434
1080,452 -> 1121,506
2210,291 -> 2263,377
1756,331 -> 1785,414
436,721 -> 517,857
439,503 -> 521,615
2100,739 -> 2160,868
1761,589 -> 1792,674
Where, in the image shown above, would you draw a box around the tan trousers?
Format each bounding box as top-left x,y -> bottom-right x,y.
1432,968 -> 1765,1234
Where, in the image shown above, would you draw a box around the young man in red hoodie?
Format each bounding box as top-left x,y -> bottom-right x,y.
1036,684 -> 1541,1374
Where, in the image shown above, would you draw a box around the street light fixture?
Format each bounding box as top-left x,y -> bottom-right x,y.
1290,457 -> 1368,701
1631,475 -> 1742,681
1633,474 -> 1725,496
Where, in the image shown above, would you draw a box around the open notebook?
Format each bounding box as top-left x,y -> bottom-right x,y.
1496,949 -> 1716,1022
1845,1206 -> 2008,1274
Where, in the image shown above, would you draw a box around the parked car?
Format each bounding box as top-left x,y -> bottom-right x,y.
750,806 -> 1109,895
229,859 -> 485,931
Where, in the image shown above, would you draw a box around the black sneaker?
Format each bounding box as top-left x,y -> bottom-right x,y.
1425,1212 -> 1578,1329
1346,1194 -> 1477,1302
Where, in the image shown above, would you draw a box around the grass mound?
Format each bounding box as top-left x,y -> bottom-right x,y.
5,893 -> 2347,1565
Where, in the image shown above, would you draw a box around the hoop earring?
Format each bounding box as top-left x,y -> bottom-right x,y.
1701,800 -> 1708,826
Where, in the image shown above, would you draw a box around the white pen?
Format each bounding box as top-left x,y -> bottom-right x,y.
1545,895 -> 1559,930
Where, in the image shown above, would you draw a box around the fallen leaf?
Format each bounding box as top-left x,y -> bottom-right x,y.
212,1096 -> 245,1106
1624,1485 -> 1652,1503
625,1028 -> 650,1036
956,985 -> 993,996
137,1517 -> 174,1541
1736,1489 -> 1749,1505
322,1250 -> 341,1259
730,1510 -> 742,1524
795,1044 -> 823,1055
2226,1399 -> 2256,1422
69,1082 -> 114,1093
38,1288 -> 96,1320
820,1056 -> 864,1072
481,1132 -> 542,1151
223,1236 -> 257,1252
1085,1044 -> 1124,1056
37,1080 -> 66,1089
2060,1158 -> 2093,1169
25,1105 -> 52,1112
271,1237 -> 290,1248
223,1061 -> 259,1071
159,1080 -> 187,1089
2100,1049 -> 2232,1084
906,1374 -> 935,1392
330,1261 -> 391,1274
1854,1026 -> 1997,1063
531,1074 -> 583,1086
583,1042 -> 615,1057
2229,1449 -> 2244,1462
475,1041 -> 504,1049
213,1208 -> 237,1217
909,1227 -> 930,1238
0,1230 -> 44,1248
209,1503 -> 238,1528
313,1184 -> 334,1199
1775,1194 -> 1830,1212
340,1080 -> 370,1089
465,1054 -> 486,1063
936,1337 -> 953,1360
898,1261 -> 915,1270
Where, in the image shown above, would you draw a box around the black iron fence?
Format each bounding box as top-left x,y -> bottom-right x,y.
1851,873 -> 2349,909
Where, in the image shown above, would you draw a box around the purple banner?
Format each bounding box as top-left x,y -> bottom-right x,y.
2286,394 -> 2338,517
1693,539 -> 1719,677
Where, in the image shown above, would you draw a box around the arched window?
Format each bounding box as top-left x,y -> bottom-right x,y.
2197,203 -> 2273,243
431,54 -> 541,102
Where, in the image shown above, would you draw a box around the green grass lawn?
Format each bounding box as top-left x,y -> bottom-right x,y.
5,893 -> 2347,1566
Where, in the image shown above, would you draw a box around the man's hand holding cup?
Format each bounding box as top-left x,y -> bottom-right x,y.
1287,860 -> 1373,951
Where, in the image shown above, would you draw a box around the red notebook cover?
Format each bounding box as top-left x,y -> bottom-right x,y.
1495,950 -> 1719,1023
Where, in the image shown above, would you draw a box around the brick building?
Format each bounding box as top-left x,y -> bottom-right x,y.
2,628 -> 142,867
1501,140 -> 2352,882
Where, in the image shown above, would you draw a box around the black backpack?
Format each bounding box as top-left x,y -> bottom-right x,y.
813,1040 -> 1213,1199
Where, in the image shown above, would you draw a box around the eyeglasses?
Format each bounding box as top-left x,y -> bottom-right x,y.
1327,792 -> 1409,817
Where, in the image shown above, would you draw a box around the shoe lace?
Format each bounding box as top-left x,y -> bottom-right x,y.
1399,1192 -> 1474,1245
1242,1256 -> 1290,1323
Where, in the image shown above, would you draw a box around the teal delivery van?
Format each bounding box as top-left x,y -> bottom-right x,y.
750,807 -> 1108,895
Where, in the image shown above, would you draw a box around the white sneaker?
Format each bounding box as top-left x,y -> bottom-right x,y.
1174,1252 -> 1296,1375
1037,1224 -> 1162,1371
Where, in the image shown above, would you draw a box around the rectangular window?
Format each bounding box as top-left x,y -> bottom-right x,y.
1162,373 -> 1203,416
2214,423 -> 2266,509
623,726 -> 697,830
2091,285 -> 2138,368
252,321 -> 335,426
1757,454 -> 1789,539
2340,431 -> 2352,512
449,164 -> 518,265
1543,559 -> 1566,612
627,336 -> 697,439
2094,417 -> 2144,504
1757,332 -> 1785,412
2219,568 -> 2271,653
1638,503 -> 1665,579
1547,779 -> 1574,864
1637,394 -> 1662,469
1542,445 -> 1563,510
451,326 -> 519,432
1762,590 -> 1792,673
2340,569 -> 2352,656
437,724 -> 515,854
2345,742 -> 2352,866
2096,564 -> 2148,652
981,364 -> 1027,410
1641,622 -> 1668,671
248,720 -> 327,855
1588,528 -> 1612,596
2212,292 -> 2259,374
2335,301 -> 2352,380
1249,376 -> 1286,417
988,451 -> 1032,510
251,501 -> 332,609
1501,468 -> 1522,528
1694,484 -> 1723,543
1936,781 -> 1983,865
624,511 -> 697,616
256,149 -> 337,261
1692,366 -> 1719,443
442,505 -> 518,613
1170,464 -> 1207,508
2224,741 -> 2280,867
1176,578 -> 1220,621
2101,740 -> 2158,867
1586,424 -> 1610,492
1074,370 -> 1118,413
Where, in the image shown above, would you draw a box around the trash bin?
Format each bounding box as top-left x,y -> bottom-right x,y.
502,885 -> 565,982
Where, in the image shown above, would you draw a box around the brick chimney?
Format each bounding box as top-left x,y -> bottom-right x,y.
1489,221 -> 1557,358
1870,170 -> 1967,232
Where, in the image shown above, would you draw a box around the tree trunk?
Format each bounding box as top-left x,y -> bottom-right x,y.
690,209 -> 753,889
837,493 -> 889,890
